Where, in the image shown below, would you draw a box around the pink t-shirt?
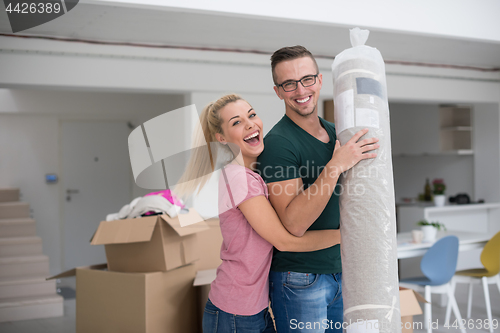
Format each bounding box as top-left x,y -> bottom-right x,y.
209,164 -> 273,315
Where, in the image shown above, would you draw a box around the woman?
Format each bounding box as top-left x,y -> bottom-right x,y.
175,94 -> 341,333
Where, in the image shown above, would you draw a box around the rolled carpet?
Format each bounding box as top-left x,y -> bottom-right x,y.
332,27 -> 401,333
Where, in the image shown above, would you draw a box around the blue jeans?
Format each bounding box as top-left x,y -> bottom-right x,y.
269,271 -> 343,333
202,298 -> 276,333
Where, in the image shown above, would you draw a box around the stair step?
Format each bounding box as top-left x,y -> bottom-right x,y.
0,236 -> 43,257
0,218 -> 36,238
0,202 -> 30,219
0,255 -> 50,279
0,189 -> 20,203
0,276 -> 57,299
0,294 -> 63,322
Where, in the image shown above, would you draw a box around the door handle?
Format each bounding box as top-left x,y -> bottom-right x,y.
66,189 -> 79,202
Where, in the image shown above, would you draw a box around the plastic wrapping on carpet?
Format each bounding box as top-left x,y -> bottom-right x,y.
332,27 -> 401,333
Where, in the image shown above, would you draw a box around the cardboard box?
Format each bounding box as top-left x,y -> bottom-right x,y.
194,269 -> 217,332
191,217 -> 222,332
48,263 -> 198,333
195,217 -> 223,271
399,287 -> 426,333
90,209 -> 209,273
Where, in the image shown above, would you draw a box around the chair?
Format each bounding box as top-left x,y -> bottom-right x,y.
400,235 -> 466,333
450,231 -> 500,333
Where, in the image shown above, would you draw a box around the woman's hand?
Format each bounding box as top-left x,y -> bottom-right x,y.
239,195 -> 341,252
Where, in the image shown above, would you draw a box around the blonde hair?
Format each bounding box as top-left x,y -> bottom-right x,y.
174,94 -> 243,198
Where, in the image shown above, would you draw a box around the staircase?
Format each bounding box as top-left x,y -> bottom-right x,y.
0,188 -> 63,322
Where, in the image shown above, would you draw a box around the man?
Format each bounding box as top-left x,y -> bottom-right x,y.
257,46 -> 379,332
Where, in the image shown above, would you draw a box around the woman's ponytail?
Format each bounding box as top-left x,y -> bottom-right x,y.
173,94 -> 242,198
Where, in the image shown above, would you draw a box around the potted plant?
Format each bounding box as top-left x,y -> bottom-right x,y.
417,219 -> 446,242
432,179 -> 446,207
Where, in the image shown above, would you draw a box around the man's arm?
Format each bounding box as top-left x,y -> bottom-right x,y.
268,128 -> 379,237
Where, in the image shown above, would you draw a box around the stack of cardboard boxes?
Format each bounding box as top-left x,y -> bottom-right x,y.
43,201 -> 424,333
48,210 -> 223,333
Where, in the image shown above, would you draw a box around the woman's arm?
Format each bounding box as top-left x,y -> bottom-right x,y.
238,195 -> 340,252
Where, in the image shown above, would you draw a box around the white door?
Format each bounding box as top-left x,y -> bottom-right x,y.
61,121 -> 131,269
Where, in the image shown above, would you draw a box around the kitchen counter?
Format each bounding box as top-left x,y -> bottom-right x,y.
397,230 -> 491,259
396,202 -> 500,233
397,203 -> 500,281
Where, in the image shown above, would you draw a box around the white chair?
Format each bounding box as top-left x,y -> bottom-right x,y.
449,231 -> 500,333
400,236 -> 466,333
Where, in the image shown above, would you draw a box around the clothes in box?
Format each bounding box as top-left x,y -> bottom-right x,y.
90,209 -> 209,273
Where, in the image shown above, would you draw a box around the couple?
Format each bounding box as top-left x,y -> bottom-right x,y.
177,46 -> 379,333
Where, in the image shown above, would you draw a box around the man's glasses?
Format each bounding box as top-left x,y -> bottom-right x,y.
276,74 -> 318,92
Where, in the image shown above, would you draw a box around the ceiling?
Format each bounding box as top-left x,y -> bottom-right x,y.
1,2 -> 499,71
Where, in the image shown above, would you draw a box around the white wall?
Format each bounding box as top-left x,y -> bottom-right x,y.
0,43 -> 275,95
390,103 -> 475,202
97,0 -> 500,42
393,155 -> 475,203
0,115 -> 61,272
389,101 -> 500,206
473,103 -> 500,234
1,35 -> 500,273
0,89 -> 186,274
474,103 -> 500,203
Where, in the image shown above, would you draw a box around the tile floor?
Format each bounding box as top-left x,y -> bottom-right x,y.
0,282 -> 498,332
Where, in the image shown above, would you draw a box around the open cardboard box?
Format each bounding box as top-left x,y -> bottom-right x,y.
47,263 -> 198,333
399,287 -> 427,333
90,208 -> 210,273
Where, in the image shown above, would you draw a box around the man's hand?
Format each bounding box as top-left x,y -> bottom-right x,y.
267,128 -> 378,237
329,128 -> 379,173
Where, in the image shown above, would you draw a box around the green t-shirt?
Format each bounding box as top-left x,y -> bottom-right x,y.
257,114 -> 341,274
